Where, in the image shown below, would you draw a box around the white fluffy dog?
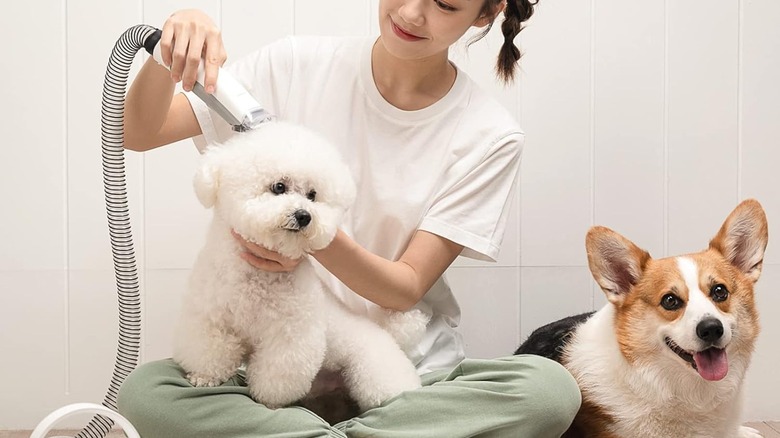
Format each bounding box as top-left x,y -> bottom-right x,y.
173,122 -> 429,414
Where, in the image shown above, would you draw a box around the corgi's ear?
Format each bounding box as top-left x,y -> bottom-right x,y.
193,152 -> 221,208
709,199 -> 768,283
586,226 -> 651,306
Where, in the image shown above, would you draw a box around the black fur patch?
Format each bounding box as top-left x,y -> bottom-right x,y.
514,312 -> 595,363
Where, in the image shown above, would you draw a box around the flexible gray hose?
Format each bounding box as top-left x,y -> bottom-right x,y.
75,24 -> 157,438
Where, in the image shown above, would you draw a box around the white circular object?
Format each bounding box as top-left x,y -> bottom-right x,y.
30,403 -> 140,438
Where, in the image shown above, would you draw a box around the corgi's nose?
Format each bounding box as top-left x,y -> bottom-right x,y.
696,318 -> 724,343
294,209 -> 311,228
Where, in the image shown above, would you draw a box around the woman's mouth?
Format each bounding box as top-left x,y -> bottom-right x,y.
391,20 -> 424,41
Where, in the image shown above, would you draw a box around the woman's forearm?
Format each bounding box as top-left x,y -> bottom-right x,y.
312,230 -> 422,311
311,230 -> 463,311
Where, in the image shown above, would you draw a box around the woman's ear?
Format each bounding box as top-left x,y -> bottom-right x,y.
474,0 -> 505,28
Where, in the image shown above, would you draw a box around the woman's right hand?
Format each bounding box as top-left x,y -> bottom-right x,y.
159,9 -> 227,94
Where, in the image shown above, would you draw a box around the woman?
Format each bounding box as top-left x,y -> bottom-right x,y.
118,1 -> 581,436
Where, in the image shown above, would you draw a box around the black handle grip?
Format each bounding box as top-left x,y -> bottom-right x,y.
143,29 -> 162,55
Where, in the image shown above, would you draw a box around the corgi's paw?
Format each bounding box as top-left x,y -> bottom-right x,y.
738,426 -> 763,438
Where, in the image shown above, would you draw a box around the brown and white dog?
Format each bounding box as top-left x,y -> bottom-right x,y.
515,199 -> 768,438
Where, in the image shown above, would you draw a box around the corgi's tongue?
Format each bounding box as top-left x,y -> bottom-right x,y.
694,348 -> 728,381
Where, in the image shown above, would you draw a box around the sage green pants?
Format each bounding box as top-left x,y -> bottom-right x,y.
117,355 -> 580,438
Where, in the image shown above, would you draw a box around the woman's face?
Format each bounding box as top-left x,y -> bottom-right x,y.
378,0 -> 495,61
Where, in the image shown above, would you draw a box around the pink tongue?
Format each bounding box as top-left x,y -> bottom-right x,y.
694,348 -> 729,381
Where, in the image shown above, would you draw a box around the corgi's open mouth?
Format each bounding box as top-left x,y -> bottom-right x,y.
665,337 -> 729,381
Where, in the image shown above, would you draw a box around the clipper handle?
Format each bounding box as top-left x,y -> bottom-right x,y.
143,29 -> 273,131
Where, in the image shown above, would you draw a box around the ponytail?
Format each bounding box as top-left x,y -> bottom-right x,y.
471,0 -> 539,85
497,0 -> 537,84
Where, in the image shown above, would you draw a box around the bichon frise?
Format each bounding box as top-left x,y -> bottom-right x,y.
173,122 -> 429,415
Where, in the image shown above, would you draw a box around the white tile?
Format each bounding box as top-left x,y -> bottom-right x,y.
1,2 -> 66,271
143,269 -> 190,362
666,0 -> 740,257
295,0 -> 370,37
222,1 -> 294,59
519,266 -> 595,340
518,0 -> 593,267
446,267 -> 520,359
592,0 -> 666,257
143,144 -> 210,270
740,1 -> 780,266
743,264 -> 780,421
0,271 -> 67,429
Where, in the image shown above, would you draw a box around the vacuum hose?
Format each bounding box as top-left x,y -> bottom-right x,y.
76,23 -> 157,438
30,24 -> 157,438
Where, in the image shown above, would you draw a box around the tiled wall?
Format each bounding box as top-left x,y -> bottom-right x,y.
1,0 -> 778,428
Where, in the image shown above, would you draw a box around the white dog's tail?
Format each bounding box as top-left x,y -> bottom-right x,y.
370,308 -> 431,354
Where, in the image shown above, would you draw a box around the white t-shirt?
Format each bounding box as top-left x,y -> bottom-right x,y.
186,36 -> 524,374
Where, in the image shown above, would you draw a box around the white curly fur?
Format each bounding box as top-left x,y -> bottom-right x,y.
173,122 -> 430,410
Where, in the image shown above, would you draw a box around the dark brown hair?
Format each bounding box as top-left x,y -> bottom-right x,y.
472,0 -> 539,84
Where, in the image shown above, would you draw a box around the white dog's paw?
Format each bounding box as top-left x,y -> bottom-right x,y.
186,372 -> 226,388
738,426 -> 764,438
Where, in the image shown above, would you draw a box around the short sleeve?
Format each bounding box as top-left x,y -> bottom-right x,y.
419,132 -> 524,262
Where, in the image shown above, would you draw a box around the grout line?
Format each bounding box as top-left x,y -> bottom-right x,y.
736,0 -> 743,202
62,0 -> 70,396
662,0 -> 669,257
767,421 -> 780,434
589,0 -> 596,311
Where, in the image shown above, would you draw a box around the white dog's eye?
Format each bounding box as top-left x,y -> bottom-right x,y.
307,190 -> 317,201
271,182 -> 287,195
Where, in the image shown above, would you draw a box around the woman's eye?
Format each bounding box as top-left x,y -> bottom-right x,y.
661,293 -> 683,311
435,0 -> 457,12
271,182 -> 286,195
710,284 -> 729,302
307,190 -> 317,201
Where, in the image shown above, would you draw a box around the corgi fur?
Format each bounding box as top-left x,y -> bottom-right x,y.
515,199 -> 768,438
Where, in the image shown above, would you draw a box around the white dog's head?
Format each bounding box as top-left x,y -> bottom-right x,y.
194,122 -> 356,259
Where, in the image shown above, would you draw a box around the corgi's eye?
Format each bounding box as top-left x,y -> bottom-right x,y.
307,190 -> 317,201
710,284 -> 729,302
661,293 -> 683,311
271,182 -> 287,195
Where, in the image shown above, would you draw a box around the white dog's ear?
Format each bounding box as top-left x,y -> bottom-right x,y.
193,157 -> 220,208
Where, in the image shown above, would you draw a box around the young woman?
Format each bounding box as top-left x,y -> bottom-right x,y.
117,1 -> 581,436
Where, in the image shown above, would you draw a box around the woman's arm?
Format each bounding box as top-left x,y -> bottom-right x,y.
237,230 -> 463,311
124,9 -> 225,151
313,230 -> 464,311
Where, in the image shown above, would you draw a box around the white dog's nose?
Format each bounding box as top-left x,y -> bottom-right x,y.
294,209 -> 311,228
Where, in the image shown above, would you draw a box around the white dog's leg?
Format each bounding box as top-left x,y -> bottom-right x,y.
244,325 -> 327,409
173,314 -> 246,387
325,299 -> 422,411
737,426 -> 764,438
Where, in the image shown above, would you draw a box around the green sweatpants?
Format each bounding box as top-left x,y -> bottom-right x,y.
117,355 -> 580,438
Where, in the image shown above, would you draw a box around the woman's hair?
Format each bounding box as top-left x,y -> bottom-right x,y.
472,0 -> 539,84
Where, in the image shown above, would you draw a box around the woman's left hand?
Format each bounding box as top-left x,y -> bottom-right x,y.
231,230 -> 302,272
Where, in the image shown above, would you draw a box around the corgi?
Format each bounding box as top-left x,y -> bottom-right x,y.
515,199 -> 768,438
